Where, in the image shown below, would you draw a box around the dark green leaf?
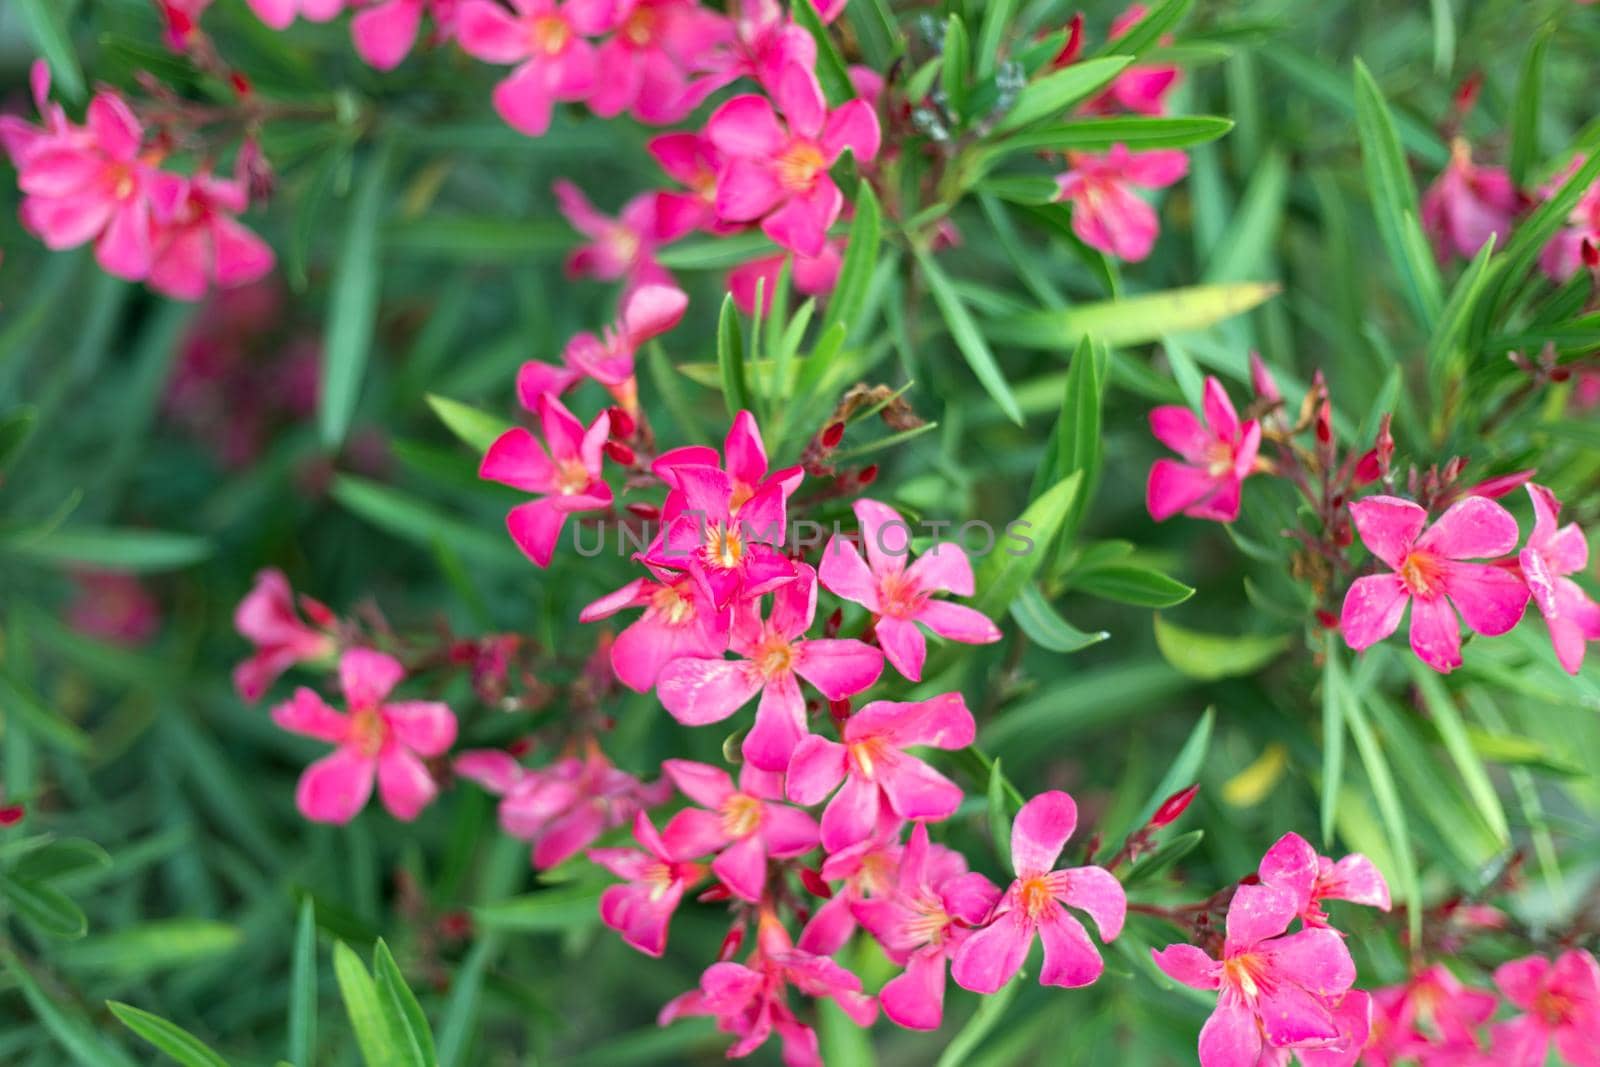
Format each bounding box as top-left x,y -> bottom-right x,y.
2,528 -> 212,573
995,57 -> 1132,132
320,139 -> 393,449
1009,585 -> 1108,653
1073,566 -> 1194,608
1509,30 -> 1550,186
913,247 -> 1023,424
717,294 -> 752,419
0,872 -> 87,939
290,897 -> 318,1067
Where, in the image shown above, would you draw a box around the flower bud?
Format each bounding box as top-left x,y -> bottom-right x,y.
799,867 -> 833,899
607,405 -> 636,438
1249,351 -> 1282,404
1150,784 -> 1199,828
604,440 -> 635,466
626,501 -> 660,520
821,421 -> 845,448
858,464 -> 879,487
717,922 -> 745,961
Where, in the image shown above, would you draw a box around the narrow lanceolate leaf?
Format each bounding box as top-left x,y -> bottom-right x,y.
974,0 -> 1018,78
1,528 -> 212,573
914,247 -> 1023,424
1342,692 -> 1422,943
1094,0 -> 1192,59
941,15 -> 971,122
373,941 -> 438,1067
1424,236 -> 1495,402
984,282 -> 1278,349
334,942 -> 420,1067
427,395 -> 512,455
1152,616 -> 1289,681
1509,30 -> 1550,186
1133,708 -> 1214,829
819,183 -> 881,340
3,949 -> 138,1067
987,758 -> 1015,865
0,872 -> 88,938
935,975 -> 1021,1067
1073,565 -> 1194,608
975,473 -> 1082,618
0,670 -> 91,754
107,1003 -> 229,1067
1409,663 -> 1510,847
996,57 -> 1132,132
289,897 -> 318,1067
1352,59 -> 1443,328
1320,635 -> 1348,846
320,138 -> 393,449
471,884 -> 606,931
1009,585 -> 1109,653
717,294 -> 752,419
984,115 -> 1233,162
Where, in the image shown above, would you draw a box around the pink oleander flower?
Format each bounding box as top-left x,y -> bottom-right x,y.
653,408 -> 804,509
854,823 -> 1002,1030
351,0 -> 460,70
795,814 -> 905,955
457,0 -> 615,136
951,790 -> 1126,994
692,0 -> 819,98
657,566 -> 883,772
818,498 -> 1001,682
517,283 -> 687,413
1152,880 -> 1361,1066
147,167 -> 275,301
659,911 -> 877,1065
1253,992 -> 1372,1067
659,759 -> 818,902
1421,138 -> 1521,263
786,692 -> 975,852
455,743 -> 670,868
1490,950 -> 1600,1067
581,566 -> 728,691
272,649 -> 456,824
705,61 -> 880,257
1146,376 -> 1261,522
589,810 -> 706,957
1519,483 -> 1600,674
5,82 -> 178,281
588,0 -> 731,124
479,394 -> 612,567
649,132 -> 727,239
1054,144 -> 1188,261
644,461 -> 796,609
66,571 -> 160,646
233,568 -> 337,701
553,180 -> 675,293
1340,495 -> 1529,673
1539,156 -> 1600,281
1255,832 -> 1391,929
245,0 -> 347,29
727,239 -> 842,315
1364,965 -> 1498,1067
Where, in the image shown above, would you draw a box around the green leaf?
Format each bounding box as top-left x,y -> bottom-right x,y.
817,999 -> 876,1067
789,0 -> 855,105
2,528 -> 212,573
984,282 -> 1278,349
0,670 -> 91,754
0,872 -> 87,939
1424,236 -> 1496,396
1409,663 -> 1509,846
59,920 -> 242,977
975,473 -> 1082,618
716,293 -> 752,419
935,974 -> 1021,1067
1134,708 -> 1214,829
107,1003 -> 228,1067
471,884 -> 605,931
1320,633 -> 1348,846
1353,59 -> 1443,327
334,942 -> 415,1067
2,948 -> 138,1067
820,184 -> 881,341
436,936 -> 499,1067
942,15 -> 971,121
987,757 -> 1014,865
845,0 -> 899,67
373,940 -> 437,1067
985,115 -> 1233,160
10,838 -> 111,884
1096,0 -> 1192,58
1342,689 -> 1422,943
913,247 -> 1022,424
320,139 -> 393,449
1052,338 -> 1108,539
1152,616 -> 1288,680
654,230 -> 779,270
996,57 -> 1132,132
289,897 -> 318,1067
1509,30 -> 1549,187
426,395 -> 511,455
1073,565 -> 1194,608
14,0 -> 85,102
0,406 -> 38,474
1009,585 -> 1108,653
331,476 -> 525,570
974,0 -> 1018,79
1121,829 -> 1204,887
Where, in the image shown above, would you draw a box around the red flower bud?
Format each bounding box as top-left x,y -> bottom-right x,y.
821,422 -> 845,448
1453,72 -> 1482,115
1583,238 -> 1600,270
799,867 -> 833,899
231,71 -> 254,98
607,406 -> 637,438
0,804 -> 24,827
1354,450 -> 1381,486
626,502 -> 660,520
1149,784 -> 1199,828
699,883 -> 733,903
437,910 -> 474,940
1315,609 -> 1338,629
299,595 -> 336,629
858,464 -> 879,486
604,440 -> 635,466
717,922 -> 745,961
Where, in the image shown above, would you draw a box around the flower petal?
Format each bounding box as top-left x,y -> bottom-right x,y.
1349,495 -> 1428,570
377,748 -> 439,821
1010,789 -> 1077,879
1037,905 -> 1104,988
296,749 -> 376,824
950,910 -> 1034,995
656,656 -> 762,725
1408,593 -> 1463,673
1415,495 -> 1521,560
1339,573 -> 1409,651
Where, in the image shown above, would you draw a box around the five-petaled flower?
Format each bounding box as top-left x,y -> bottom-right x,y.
1421,138 -> 1521,263
479,394 -> 613,568
659,759 -> 818,903
1490,950 -> 1600,1067
1340,495 -> 1529,673
951,790 -> 1126,994
457,0 -> 615,136
589,809 -> 706,957
1256,832 -> 1391,929
272,649 -> 457,823
1146,376 -> 1262,523
234,568 -> 337,701
1054,144 -> 1189,262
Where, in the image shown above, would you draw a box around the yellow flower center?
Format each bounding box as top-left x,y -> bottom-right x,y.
1204,440 -> 1235,478
705,522 -> 744,569
1019,876 -> 1055,920
644,860 -> 676,900
1223,954 -> 1269,999
775,142 -> 828,193
847,737 -> 891,781
622,6 -> 656,45
1399,551 -> 1444,597
1533,989 -> 1573,1026
720,793 -> 764,838
531,15 -> 570,54
755,636 -> 794,679
878,572 -> 922,619
554,457 -> 591,495
349,707 -> 388,758
650,582 -> 694,625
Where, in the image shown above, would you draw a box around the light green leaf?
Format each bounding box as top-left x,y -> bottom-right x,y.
1009,585 -> 1108,653
320,139 -> 393,449
373,940 -> 437,1067
290,897 -> 318,1067
107,1003 -> 228,1067
427,395 -> 511,455
935,974 -> 1021,1067
985,115 -> 1233,161
914,247 -> 1022,424
59,920 -> 242,977
1342,692 -> 1422,943
1074,566 -> 1194,608
1152,616 -> 1288,681
717,293 -> 752,419
334,942 -> 414,1067
2,528 -> 212,573
975,473 -> 1082,618
1509,30 -> 1549,186
985,282 -> 1278,349
996,57 -> 1132,132
471,885 -> 605,932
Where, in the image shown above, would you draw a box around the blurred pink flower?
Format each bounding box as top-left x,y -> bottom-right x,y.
517,283 -> 687,412
1540,155 -> 1600,281
853,823 -> 1001,1030
351,0 -> 460,70
726,239 -> 841,315
67,571 -> 160,646
589,0 -> 731,124
1255,832 -> 1391,928
148,168 -> 275,301
479,394 -> 612,567
951,790 -> 1125,993
233,568 -> 337,701
457,0 -> 615,136
648,131 -> 726,239
554,180 -> 675,292
1519,483 -> 1600,674
1055,144 -> 1188,261
1152,879 -> 1360,1066
786,692 -> 974,852
157,0 -> 213,50
1490,950 -> 1600,1067
659,760 -> 818,902
1341,495 -> 1528,673
657,566 -> 883,772
589,809 -> 706,956
706,61 -> 880,257
245,0 -> 347,30
818,498 -> 1000,682
272,649 -> 456,823
1146,376 -> 1261,523
1421,139 -> 1520,263
1364,965 -> 1498,1067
